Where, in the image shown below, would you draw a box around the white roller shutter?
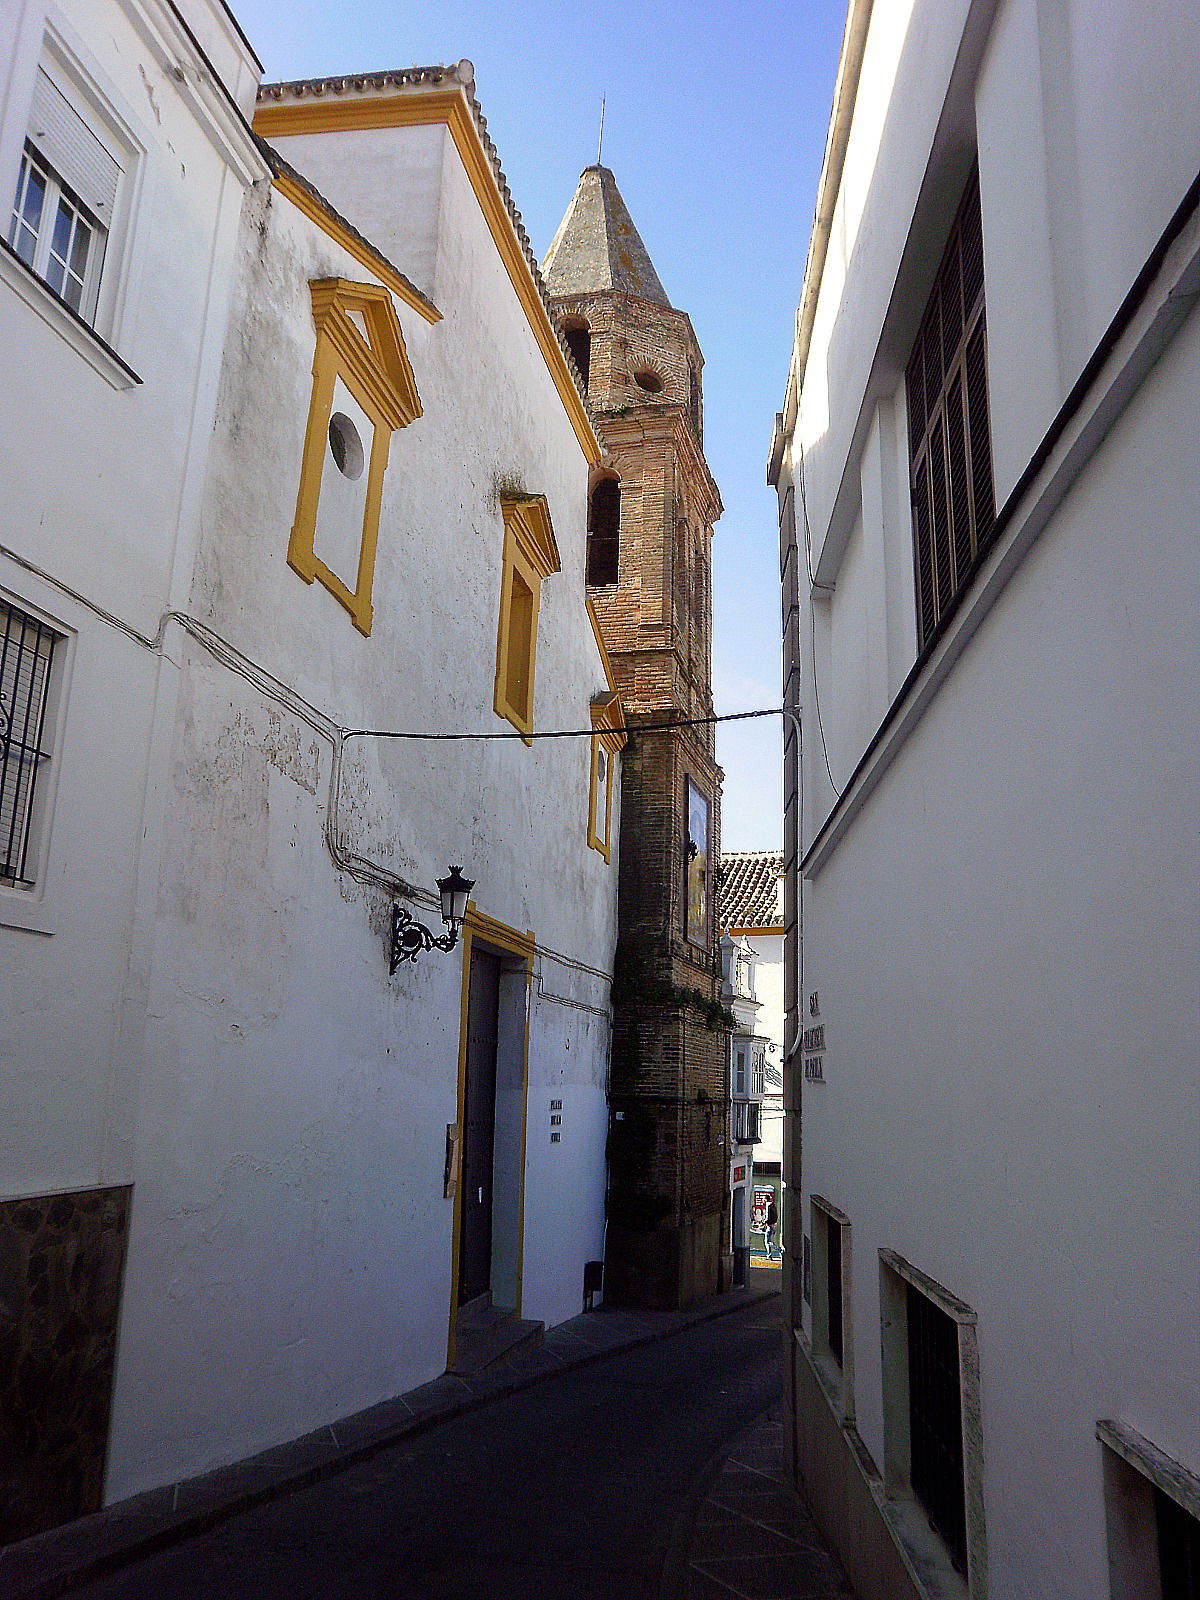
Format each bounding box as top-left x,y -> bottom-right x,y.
27,69 -> 121,218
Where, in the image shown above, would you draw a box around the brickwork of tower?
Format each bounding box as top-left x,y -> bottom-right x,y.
544,168 -> 728,1309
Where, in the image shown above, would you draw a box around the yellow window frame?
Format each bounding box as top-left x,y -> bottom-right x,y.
493,493 -> 560,738
588,691 -> 625,861
288,278 -> 422,636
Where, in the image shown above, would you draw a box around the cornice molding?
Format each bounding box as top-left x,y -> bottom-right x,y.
252,90 -> 602,465
309,277 -> 422,429
500,493 -> 560,581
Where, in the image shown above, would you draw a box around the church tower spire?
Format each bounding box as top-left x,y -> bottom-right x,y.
544,167 -> 727,1311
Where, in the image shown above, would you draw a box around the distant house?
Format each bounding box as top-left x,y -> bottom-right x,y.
0,0 -> 620,1538
720,851 -> 785,1268
770,0 -> 1199,1596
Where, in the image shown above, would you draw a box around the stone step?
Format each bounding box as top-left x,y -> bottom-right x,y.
452,1311 -> 544,1375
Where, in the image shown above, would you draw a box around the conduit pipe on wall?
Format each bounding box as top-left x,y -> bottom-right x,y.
786,0 -> 874,410
0,537 -> 613,984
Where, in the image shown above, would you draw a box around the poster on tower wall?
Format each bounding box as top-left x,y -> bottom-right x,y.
686,780 -> 709,944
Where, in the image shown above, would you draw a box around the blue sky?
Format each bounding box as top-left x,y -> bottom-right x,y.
233,0 -> 848,850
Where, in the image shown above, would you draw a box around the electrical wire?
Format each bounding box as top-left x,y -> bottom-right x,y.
345,706 -> 781,741
2,538 -> 772,990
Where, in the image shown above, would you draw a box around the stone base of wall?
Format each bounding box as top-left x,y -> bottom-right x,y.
604,1211 -> 722,1310
0,1186 -> 131,1544
791,1331 -> 929,1600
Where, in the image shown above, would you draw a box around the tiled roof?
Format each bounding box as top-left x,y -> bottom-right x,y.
720,851 -> 784,931
542,166 -> 671,307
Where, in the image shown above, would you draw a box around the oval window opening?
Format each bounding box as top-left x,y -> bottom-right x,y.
328,412 -> 365,480
634,370 -> 663,394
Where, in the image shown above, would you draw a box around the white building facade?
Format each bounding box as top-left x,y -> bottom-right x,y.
720,850 -> 785,1264
770,2 -> 1200,1597
1,0 -> 620,1539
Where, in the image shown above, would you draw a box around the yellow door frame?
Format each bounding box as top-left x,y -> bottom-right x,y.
446,905 -> 535,1370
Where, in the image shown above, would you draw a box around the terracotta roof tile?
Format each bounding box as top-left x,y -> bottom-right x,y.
720,851 -> 784,931
255,64 -> 598,414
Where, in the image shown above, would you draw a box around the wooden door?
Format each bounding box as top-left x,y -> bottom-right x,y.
459,948 -> 500,1307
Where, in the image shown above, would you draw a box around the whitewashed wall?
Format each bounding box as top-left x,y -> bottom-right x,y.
0,0 -> 262,1216
103,112 -> 617,1496
780,0 -> 1200,1592
743,931 -> 784,1167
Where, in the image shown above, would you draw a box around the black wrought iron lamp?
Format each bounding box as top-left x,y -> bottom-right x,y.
390,865 -> 475,973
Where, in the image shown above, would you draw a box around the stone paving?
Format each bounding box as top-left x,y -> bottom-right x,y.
0,1276 -> 854,1600
682,1407 -> 853,1600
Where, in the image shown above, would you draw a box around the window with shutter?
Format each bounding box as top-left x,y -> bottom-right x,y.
905,166 -> 995,652
7,68 -> 123,328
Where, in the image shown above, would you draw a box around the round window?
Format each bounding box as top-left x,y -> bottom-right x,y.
328,412 -> 365,480
633,370 -> 663,394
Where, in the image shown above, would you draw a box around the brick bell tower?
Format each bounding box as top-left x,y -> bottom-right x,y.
543,166 -> 727,1309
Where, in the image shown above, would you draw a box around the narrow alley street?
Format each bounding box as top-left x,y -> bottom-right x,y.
41,1295 -> 850,1600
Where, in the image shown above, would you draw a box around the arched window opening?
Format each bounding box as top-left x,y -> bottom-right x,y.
587,478 -> 621,586
634,369 -> 663,394
563,322 -> 591,390
689,367 -> 702,438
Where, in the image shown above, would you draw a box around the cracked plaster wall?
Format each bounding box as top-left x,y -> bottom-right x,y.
102,112 -> 619,1500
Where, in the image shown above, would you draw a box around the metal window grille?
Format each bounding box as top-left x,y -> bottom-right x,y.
1156,1484 -> 1200,1600
0,601 -> 59,886
826,1216 -> 843,1368
905,164 -> 995,652
906,1280 -> 968,1575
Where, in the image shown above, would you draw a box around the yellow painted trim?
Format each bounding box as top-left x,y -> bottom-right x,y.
587,693 -> 624,863
446,905 -> 536,1368
586,735 -> 614,862
287,279 -> 422,634
493,496 -> 558,740
586,597 -> 618,695
253,91 -> 602,466
272,171 -> 441,323
727,924 -> 785,938
499,493 -> 560,581
465,905 -> 537,959
446,920 -> 474,1371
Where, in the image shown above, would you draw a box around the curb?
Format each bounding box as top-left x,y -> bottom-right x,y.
0,1285 -> 780,1600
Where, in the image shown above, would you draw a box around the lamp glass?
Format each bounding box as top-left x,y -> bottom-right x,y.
437,865 -> 475,927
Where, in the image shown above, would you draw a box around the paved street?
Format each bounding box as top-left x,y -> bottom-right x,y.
54,1298 -> 849,1600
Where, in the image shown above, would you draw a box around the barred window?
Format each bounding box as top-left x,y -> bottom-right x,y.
1,601 -> 60,887
907,1280 -> 968,1575
906,165 -> 995,651
826,1209 -> 843,1367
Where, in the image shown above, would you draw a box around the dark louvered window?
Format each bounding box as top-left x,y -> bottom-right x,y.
906,166 -> 995,651
1,600 -> 59,886
826,1215 -> 843,1368
1156,1485 -> 1200,1600
907,1281 -> 968,1575
587,478 -> 620,586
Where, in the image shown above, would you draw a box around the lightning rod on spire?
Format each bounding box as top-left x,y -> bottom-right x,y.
596,97 -> 606,166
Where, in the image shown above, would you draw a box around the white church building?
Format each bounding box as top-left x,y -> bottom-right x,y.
770,0 -> 1199,1595
0,0 -> 622,1539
